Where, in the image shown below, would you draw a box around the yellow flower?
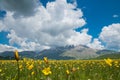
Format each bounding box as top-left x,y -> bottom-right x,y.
1,73 -> 5,76
71,67 -> 77,72
43,57 -> 48,64
31,71 -> 35,75
0,69 -> 2,72
23,58 -> 27,62
77,67 -> 80,70
19,64 -> 23,69
42,67 -> 52,76
14,50 -> 19,61
114,61 -> 119,67
28,64 -> 34,70
104,58 -> 113,66
66,70 -> 70,75
19,64 -> 23,71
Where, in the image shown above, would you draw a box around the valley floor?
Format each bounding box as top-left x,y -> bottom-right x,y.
0,58 -> 120,80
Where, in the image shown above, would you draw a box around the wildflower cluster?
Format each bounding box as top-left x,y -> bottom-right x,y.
0,57 -> 120,80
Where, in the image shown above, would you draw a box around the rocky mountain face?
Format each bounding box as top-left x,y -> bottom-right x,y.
0,45 -> 118,60
61,45 -> 99,59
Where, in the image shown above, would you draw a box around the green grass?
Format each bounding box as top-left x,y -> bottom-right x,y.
0,59 -> 120,80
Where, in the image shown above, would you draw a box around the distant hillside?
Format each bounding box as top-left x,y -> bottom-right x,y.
95,53 -> 120,59
38,45 -> 118,60
96,50 -> 117,55
0,51 -> 37,60
0,45 -> 119,60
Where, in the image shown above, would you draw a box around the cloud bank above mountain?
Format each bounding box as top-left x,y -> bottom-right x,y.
0,0 -> 92,51
99,23 -> 120,51
0,0 -> 119,52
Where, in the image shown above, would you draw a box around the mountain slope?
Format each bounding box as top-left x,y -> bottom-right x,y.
36,45 -> 101,59
0,45 -> 119,60
36,46 -> 75,60
61,45 -> 99,59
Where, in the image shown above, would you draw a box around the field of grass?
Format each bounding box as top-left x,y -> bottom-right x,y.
0,57 -> 120,80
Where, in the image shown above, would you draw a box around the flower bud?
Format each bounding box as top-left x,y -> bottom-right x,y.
14,50 -> 19,61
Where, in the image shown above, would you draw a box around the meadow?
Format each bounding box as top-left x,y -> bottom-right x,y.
0,57 -> 120,80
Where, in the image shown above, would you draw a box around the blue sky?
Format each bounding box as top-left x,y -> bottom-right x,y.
40,0 -> 120,38
76,0 -> 120,38
0,0 -> 120,52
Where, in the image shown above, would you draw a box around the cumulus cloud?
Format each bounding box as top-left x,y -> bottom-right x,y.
99,23 -> 120,51
66,29 -> 92,45
113,14 -> 119,18
7,30 -> 50,51
0,0 -> 39,18
0,0 -> 94,51
0,21 -> 6,32
87,38 -> 104,50
0,44 -> 21,52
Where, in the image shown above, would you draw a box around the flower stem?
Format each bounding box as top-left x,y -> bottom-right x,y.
17,61 -> 20,80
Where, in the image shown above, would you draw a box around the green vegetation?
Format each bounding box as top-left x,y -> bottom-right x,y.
95,53 -> 120,59
0,58 -> 120,80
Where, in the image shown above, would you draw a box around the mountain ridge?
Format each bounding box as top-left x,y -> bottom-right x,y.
0,45 -> 119,60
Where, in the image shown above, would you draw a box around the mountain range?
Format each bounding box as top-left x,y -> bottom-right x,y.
0,45 -> 119,60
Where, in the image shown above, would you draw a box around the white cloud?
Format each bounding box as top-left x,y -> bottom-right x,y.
0,0 -> 94,51
99,23 -> 120,50
87,38 -> 104,50
7,30 -> 50,51
7,30 -> 25,46
113,14 -> 119,18
0,0 -> 39,18
66,29 -> 92,45
0,21 -> 6,32
0,44 -> 21,52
